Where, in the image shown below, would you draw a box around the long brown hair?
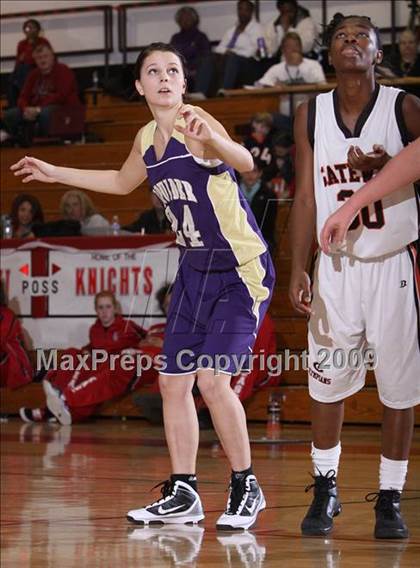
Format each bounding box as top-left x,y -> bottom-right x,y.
10,193 -> 44,232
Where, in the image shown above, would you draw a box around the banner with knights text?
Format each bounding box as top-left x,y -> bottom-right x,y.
0,236 -> 178,348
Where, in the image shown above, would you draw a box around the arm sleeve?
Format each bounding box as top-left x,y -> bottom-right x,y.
258,64 -> 282,86
17,70 -> 37,109
296,17 -> 318,54
264,20 -> 281,58
196,32 -> 211,58
41,66 -> 79,106
214,28 -> 233,54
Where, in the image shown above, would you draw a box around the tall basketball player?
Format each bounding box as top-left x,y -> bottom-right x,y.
289,14 -> 420,538
11,43 -> 274,530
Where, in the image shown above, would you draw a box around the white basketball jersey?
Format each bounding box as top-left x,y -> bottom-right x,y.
312,84 -> 419,259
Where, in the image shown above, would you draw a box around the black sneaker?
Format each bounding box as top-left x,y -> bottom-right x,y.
366,490 -> 409,539
216,474 -> 266,530
126,480 -> 204,525
301,470 -> 342,536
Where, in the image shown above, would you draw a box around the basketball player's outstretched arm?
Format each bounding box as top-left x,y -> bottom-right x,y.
288,102 -> 316,316
320,98 -> 420,253
10,128 -> 147,195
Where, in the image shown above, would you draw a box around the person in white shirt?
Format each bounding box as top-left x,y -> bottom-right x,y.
257,32 -> 326,115
60,189 -> 110,235
193,0 -> 267,97
264,0 -> 318,57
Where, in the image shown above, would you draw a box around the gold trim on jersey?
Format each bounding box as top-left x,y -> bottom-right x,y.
206,173 -> 266,267
140,120 -> 156,156
236,256 -> 270,329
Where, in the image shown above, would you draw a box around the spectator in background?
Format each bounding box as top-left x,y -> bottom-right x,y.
378,30 -> 420,97
123,191 -> 170,234
389,29 -> 420,77
0,280 -> 33,390
7,19 -> 51,107
243,112 -> 274,168
192,0 -> 266,98
264,0 -> 318,58
20,291 -> 145,424
263,131 -> 296,198
60,190 -> 109,235
170,6 -> 211,91
10,193 -> 44,238
256,32 -> 326,115
239,159 -> 277,254
2,44 -> 80,146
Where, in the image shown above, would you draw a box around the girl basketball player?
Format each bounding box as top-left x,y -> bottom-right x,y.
11,43 -> 274,530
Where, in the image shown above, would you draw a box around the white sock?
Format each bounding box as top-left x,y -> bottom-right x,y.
311,442 -> 341,477
379,455 -> 408,492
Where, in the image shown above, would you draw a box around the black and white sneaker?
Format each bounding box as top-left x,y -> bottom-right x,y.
19,407 -> 56,423
127,480 -> 204,525
216,475 -> 266,530
43,381 -> 72,426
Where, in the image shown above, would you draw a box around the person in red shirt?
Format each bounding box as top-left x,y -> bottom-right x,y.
3,43 -> 80,144
7,19 -> 51,107
20,291 -> 145,424
0,281 -> 33,390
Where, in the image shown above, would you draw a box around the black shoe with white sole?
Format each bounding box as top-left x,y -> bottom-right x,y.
216,474 -> 266,530
127,480 -> 204,525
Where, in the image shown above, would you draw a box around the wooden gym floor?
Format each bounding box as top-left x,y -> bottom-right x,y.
1,419 -> 419,567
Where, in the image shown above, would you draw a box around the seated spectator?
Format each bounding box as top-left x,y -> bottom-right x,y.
20,291 -> 145,424
0,281 -> 33,390
239,159 -> 278,253
264,0 -> 318,58
123,191 -> 170,234
378,29 -> 420,97
134,283 -> 281,427
60,190 -> 109,235
382,29 -> 420,77
263,131 -> 296,198
10,193 -> 44,238
170,6 -> 211,91
192,0 -> 266,98
2,44 -> 80,146
7,19 -> 51,107
256,32 -> 326,115
243,112 -> 275,167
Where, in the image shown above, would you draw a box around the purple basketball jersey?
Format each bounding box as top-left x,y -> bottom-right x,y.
141,119 -> 268,271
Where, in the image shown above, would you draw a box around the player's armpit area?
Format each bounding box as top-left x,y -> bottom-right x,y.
402,94 -> 420,140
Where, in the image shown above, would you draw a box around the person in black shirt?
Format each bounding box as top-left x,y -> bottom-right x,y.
122,191 -> 170,234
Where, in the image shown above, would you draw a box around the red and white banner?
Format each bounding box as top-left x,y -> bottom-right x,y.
0,235 -> 178,348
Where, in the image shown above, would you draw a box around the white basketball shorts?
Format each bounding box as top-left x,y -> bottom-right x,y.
308,243 -> 420,409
